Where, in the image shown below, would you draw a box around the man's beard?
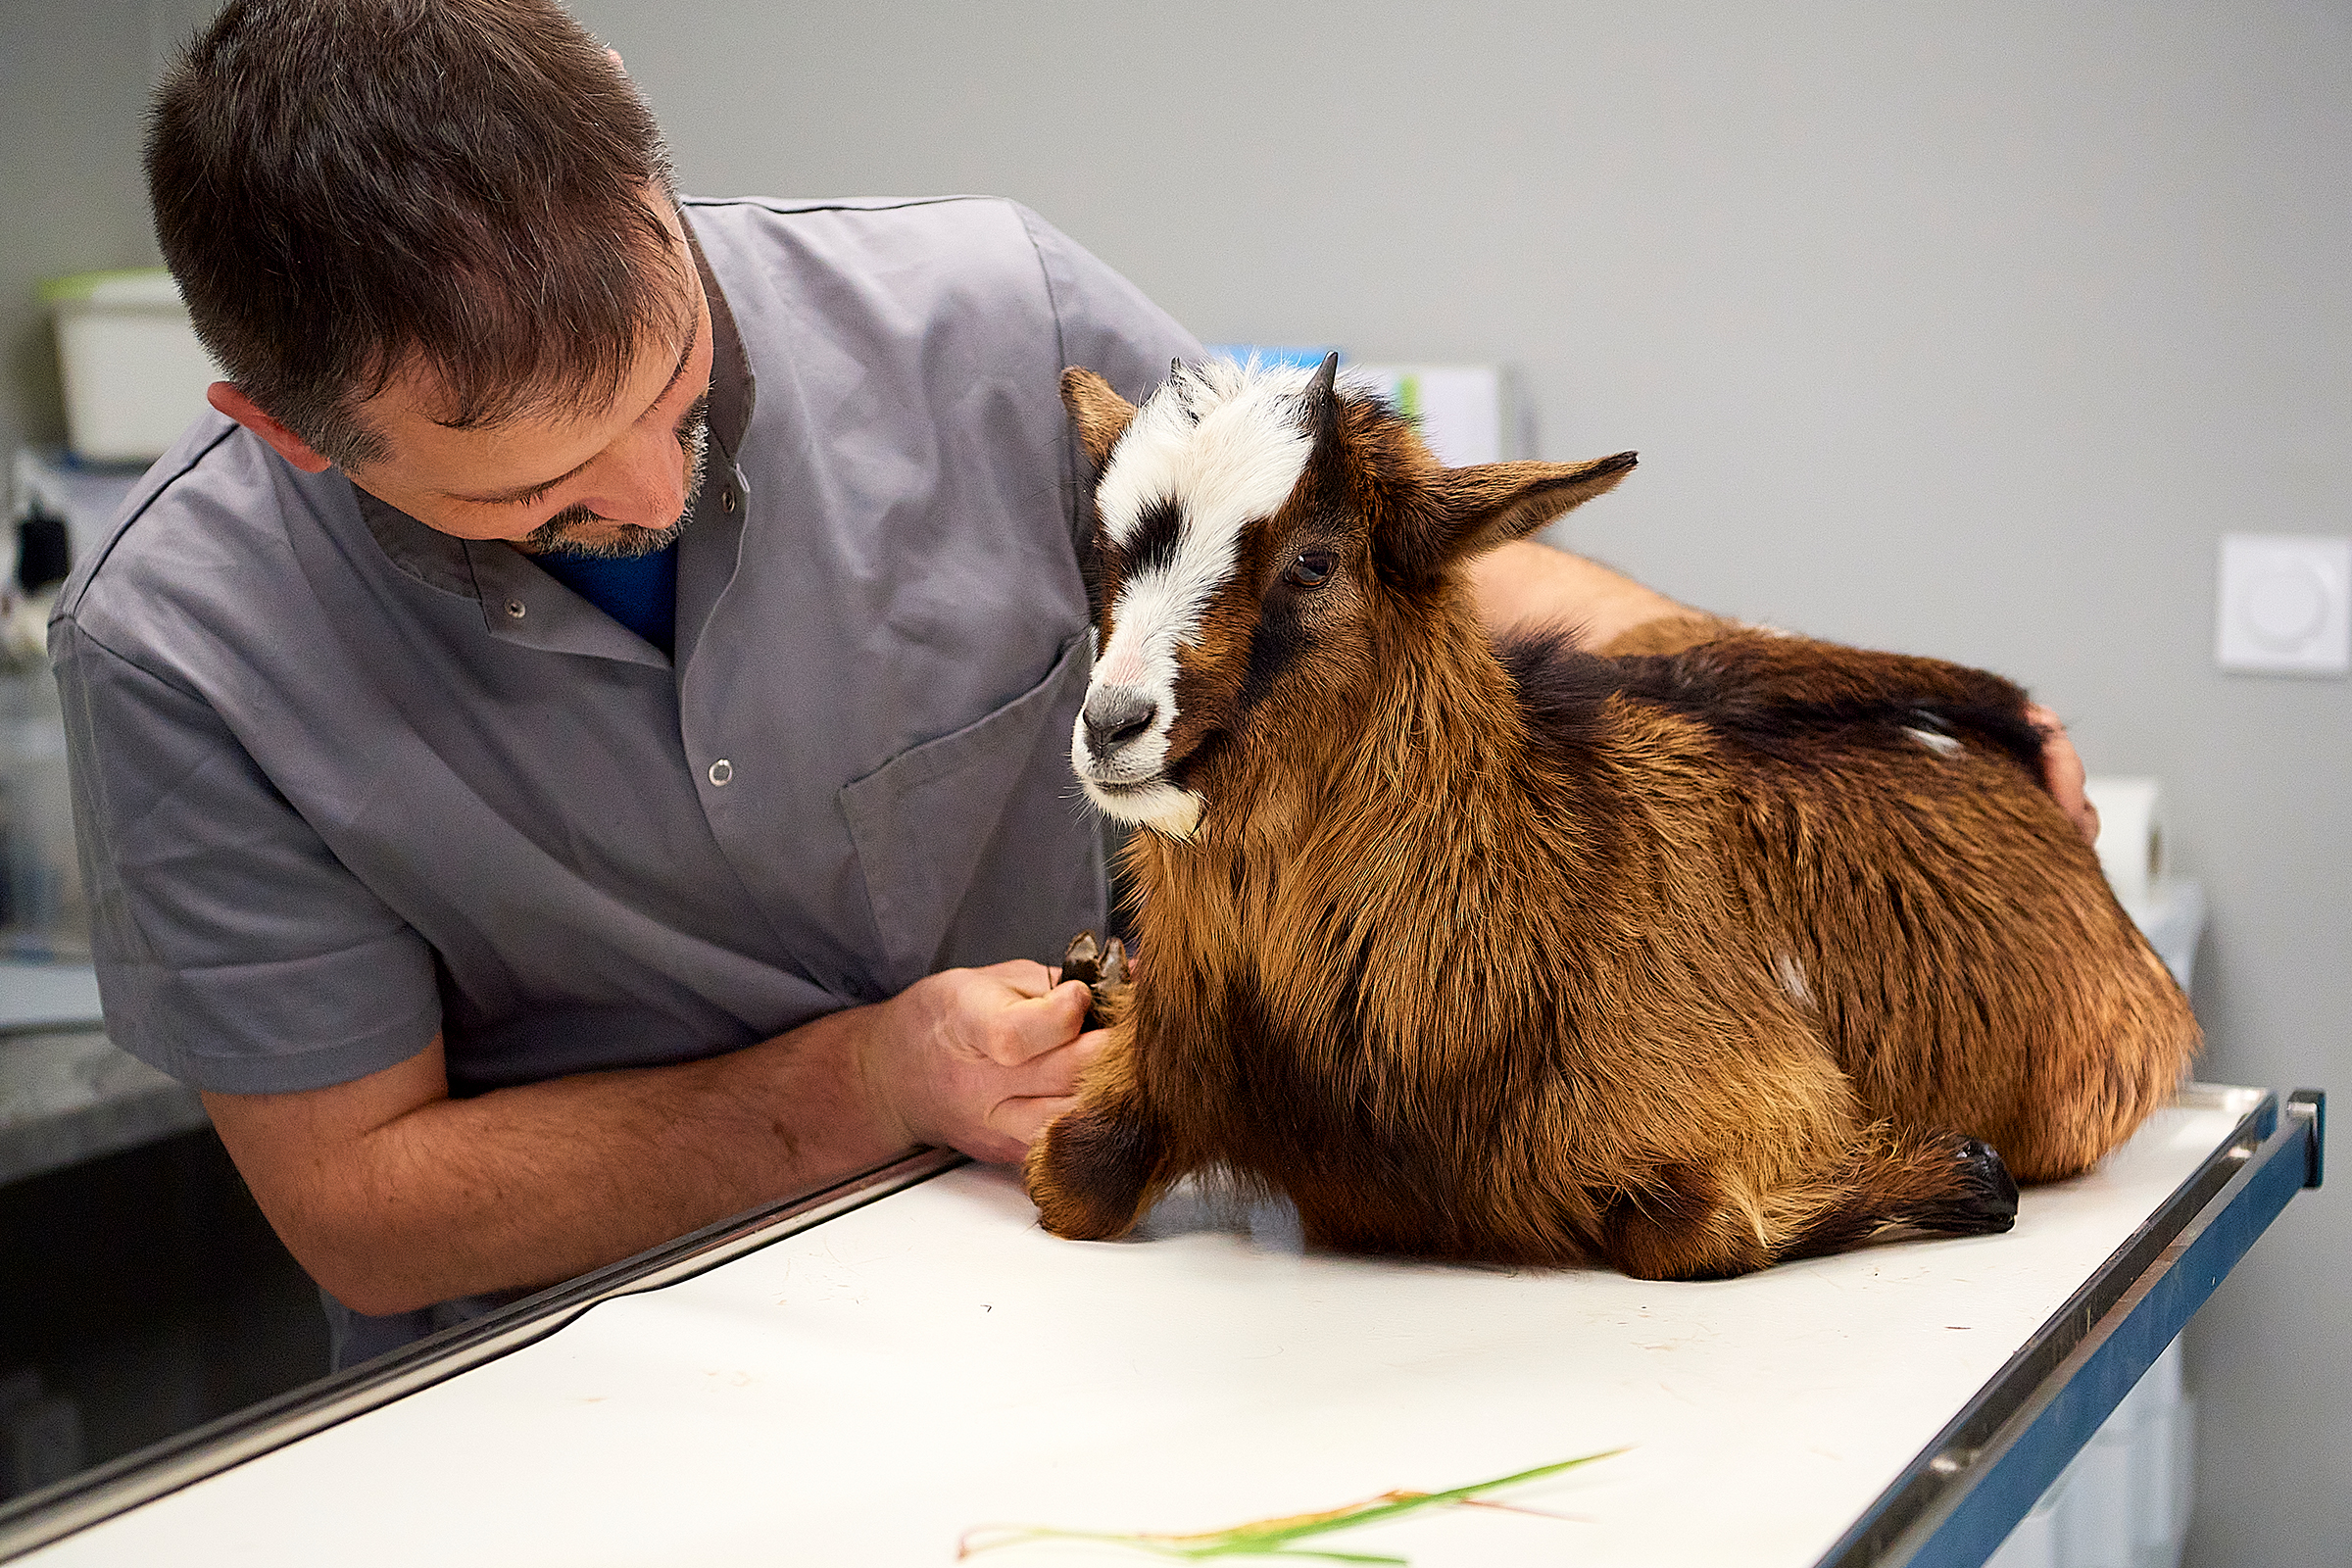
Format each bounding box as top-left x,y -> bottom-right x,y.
524,393 -> 712,560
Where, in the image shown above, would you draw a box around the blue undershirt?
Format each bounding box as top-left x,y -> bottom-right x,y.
533,543 -> 679,657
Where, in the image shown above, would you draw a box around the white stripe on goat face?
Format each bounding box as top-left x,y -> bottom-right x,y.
1075,365 -> 1317,789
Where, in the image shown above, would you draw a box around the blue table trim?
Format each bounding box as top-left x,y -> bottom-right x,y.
1821,1087 -> 2326,1568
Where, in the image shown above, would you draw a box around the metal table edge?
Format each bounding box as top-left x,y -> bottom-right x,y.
1815,1085 -> 2326,1568
0,1146 -> 969,1562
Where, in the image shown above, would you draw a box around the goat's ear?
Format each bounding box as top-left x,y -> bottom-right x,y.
1431,453 -> 1639,562
1061,368 -> 1139,471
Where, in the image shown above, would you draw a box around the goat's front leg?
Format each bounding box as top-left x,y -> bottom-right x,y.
1025,1053 -> 1166,1240
1026,931 -> 1165,1240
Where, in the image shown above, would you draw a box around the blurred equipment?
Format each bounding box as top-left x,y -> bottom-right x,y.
0,451 -> 134,959
1203,344 -> 1530,466
0,668 -> 87,959
40,270 -> 220,465
1344,363 -> 1528,466
2214,533 -> 2350,676
2083,776 -> 2164,905
2083,775 -> 2204,994
10,447 -> 141,578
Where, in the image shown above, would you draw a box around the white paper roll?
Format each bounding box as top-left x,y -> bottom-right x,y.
2083,775 -> 2164,906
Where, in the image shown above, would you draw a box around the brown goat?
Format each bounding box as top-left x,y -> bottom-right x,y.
1027,356 -> 2197,1281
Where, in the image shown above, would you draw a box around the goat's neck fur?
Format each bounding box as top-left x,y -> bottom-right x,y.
1122,564 -> 1686,1133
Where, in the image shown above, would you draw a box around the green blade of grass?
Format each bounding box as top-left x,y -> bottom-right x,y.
1218,1450 -> 1628,1546
957,1448 -> 1623,1563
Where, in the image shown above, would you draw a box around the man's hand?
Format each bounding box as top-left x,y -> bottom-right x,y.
861,960 -> 1102,1164
2027,705 -> 2100,845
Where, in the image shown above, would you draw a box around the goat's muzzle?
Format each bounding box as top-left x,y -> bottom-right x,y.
1071,681 -> 1203,841
1080,685 -> 1158,765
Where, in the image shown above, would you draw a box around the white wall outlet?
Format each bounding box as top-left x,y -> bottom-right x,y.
2215,534 -> 2350,675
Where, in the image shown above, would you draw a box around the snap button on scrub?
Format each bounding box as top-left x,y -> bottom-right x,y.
505,598 -> 525,619
708,759 -> 734,787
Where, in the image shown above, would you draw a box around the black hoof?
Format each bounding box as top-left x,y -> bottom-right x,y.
1920,1138 -> 2020,1235
1061,930 -> 1131,1029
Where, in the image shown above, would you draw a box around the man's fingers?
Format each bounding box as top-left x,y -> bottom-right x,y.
976,958 -> 1056,1000
2025,703 -> 2100,846
994,1024 -> 1102,1101
981,980 -> 1093,1066
987,1093 -> 1080,1151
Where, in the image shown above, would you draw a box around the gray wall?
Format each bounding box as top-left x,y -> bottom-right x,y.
0,0 -> 221,464
6,1 -> 2344,1560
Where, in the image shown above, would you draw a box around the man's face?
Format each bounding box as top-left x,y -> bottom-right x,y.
341,201 -> 717,558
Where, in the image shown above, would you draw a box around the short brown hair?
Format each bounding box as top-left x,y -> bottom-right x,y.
148,0 -> 681,467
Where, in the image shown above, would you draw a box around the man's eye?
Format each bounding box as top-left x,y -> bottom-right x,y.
1285,551 -> 1336,588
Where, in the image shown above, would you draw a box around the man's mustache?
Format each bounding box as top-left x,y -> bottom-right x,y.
523,393 -> 711,555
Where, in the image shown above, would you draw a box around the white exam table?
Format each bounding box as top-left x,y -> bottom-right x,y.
0,1083 -> 2323,1568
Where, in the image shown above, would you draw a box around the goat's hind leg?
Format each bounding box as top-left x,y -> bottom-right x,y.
1599,1127 -> 2017,1280
1772,1125 -> 2019,1265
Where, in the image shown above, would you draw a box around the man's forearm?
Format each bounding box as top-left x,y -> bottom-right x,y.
1461,540 -> 2102,843
207,1006 -> 908,1317
1466,538 -> 1690,647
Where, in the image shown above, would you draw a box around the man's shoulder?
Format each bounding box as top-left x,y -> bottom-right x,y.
683,195 -> 1195,409
53,414 -> 354,669
682,194 -> 1053,309
680,192 -> 1038,242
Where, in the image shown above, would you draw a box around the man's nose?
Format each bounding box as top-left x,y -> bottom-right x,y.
592,419 -> 690,527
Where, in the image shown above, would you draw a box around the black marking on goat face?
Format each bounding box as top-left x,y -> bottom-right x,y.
1236,532 -> 1349,718
1085,496 -> 1181,646
1122,496 -> 1185,580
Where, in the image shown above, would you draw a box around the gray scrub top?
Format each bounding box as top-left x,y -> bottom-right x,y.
52,196 -> 1198,1102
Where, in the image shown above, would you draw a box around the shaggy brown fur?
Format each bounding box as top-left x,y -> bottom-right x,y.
1027,361 -> 2197,1280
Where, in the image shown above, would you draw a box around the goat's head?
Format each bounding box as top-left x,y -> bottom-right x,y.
1062,355 -> 1635,842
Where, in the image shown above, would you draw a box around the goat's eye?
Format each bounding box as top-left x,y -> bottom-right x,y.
1286,551 -> 1336,589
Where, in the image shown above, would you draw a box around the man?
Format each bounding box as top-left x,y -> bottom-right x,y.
66,0 -> 2091,1367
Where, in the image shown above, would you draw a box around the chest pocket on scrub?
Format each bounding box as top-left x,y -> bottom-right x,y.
838,633 -> 1103,996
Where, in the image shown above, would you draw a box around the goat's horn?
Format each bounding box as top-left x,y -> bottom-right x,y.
1311,351 -> 1340,399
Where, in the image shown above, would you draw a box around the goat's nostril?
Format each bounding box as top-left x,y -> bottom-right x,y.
1083,689 -> 1158,758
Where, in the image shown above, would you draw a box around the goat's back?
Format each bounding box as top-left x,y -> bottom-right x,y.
1507,621 -> 2198,1181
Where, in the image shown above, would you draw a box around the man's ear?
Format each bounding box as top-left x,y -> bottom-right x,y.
207,383 -> 336,474
1432,453 -> 1638,563
1060,368 -> 1138,471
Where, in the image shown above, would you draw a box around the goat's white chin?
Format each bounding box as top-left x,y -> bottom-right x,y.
1083,778 -> 1204,842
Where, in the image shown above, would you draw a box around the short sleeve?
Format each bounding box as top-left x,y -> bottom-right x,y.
52,616 -> 442,1094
